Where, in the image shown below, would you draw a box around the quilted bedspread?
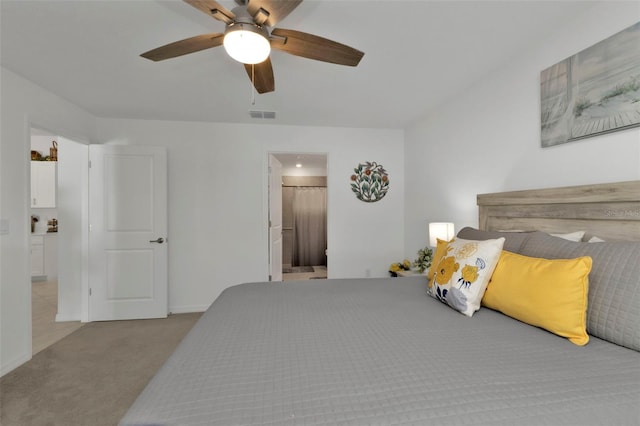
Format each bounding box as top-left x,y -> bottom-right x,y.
120,277 -> 640,425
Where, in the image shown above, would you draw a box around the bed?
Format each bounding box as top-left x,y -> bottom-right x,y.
121,181 -> 640,426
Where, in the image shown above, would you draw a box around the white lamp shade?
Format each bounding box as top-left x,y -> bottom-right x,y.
223,25 -> 271,64
429,222 -> 455,247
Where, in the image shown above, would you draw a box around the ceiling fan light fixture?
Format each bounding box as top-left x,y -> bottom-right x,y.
223,24 -> 271,65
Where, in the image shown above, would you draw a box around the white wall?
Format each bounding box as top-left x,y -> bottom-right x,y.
0,68 -> 95,376
56,137 -> 89,322
94,118 -> 405,312
404,2 -> 640,256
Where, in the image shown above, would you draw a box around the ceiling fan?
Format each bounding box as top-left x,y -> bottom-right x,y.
141,0 -> 365,94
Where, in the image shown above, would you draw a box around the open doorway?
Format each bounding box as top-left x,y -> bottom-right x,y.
29,127 -> 86,355
270,153 -> 328,281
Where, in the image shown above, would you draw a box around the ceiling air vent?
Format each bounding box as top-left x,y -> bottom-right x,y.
249,110 -> 276,119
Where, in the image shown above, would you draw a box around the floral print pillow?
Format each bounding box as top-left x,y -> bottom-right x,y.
427,237 -> 505,317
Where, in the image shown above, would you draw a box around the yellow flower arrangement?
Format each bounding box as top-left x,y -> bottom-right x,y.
389,259 -> 412,276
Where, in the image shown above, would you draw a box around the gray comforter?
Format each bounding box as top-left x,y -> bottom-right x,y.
121,277 -> 640,425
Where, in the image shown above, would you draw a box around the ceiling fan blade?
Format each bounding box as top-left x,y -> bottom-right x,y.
243,58 -> 275,94
141,33 -> 224,61
183,0 -> 235,23
270,28 -> 364,66
247,0 -> 302,27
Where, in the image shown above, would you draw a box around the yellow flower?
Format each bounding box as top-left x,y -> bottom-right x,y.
390,263 -> 401,272
459,264 -> 479,287
403,259 -> 411,269
434,256 -> 460,285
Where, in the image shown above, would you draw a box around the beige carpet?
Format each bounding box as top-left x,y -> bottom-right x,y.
1,312 -> 202,426
32,281 -> 84,356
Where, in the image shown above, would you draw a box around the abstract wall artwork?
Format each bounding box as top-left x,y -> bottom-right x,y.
541,22 -> 640,147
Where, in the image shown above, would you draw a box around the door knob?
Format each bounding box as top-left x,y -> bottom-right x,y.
149,237 -> 164,244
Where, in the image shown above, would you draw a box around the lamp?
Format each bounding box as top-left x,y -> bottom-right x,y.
429,222 -> 455,247
223,23 -> 271,64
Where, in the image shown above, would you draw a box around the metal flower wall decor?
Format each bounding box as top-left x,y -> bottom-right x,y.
350,161 -> 390,202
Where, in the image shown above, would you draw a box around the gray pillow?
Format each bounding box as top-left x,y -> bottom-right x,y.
518,232 -> 640,351
456,227 -> 533,253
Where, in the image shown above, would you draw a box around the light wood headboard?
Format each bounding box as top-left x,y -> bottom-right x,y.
477,181 -> 640,242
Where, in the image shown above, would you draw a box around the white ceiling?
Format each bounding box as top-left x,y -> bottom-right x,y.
1,0 -> 599,129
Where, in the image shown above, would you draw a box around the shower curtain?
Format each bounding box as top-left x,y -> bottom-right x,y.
292,187 -> 327,267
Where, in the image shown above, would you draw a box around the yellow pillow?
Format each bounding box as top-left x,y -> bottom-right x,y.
482,251 -> 592,346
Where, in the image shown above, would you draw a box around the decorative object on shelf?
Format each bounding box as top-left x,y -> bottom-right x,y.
389,259 -> 411,277
414,246 -> 433,274
541,21 -> 640,147
47,218 -> 58,233
429,222 -> 455,247
49,140 -> 58,161
30,150 -> 56,161
350,161 -> 390,202
31,215 -> 39,233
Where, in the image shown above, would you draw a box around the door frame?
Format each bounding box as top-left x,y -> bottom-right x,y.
266,151 -> 329,279
268,154 -> 283,282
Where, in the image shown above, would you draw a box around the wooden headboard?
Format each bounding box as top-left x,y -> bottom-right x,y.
477,181 -> 640,242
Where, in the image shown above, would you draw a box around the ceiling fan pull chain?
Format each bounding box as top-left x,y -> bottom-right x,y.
251,64 -> 256,105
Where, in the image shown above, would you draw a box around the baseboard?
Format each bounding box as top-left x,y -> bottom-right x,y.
169,304 -> 208,314
1,352 -> 31,378
55,313 -> 81,322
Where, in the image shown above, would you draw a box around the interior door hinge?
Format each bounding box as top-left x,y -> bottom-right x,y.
89,288 -> 92,296
88,160 -> 92,168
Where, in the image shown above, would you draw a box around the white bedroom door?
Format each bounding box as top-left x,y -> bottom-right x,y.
269,155 -> 283,281
88,145 -> 168,321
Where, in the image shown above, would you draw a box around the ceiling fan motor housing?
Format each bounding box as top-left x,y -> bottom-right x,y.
222,6 -> 271,64
228,6 -> 269,32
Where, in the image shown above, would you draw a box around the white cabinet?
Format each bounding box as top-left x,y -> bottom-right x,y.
31,235 -> 45,277
44,234 -> 58,280
30,234 -> 57,280
31,161 -> 57,208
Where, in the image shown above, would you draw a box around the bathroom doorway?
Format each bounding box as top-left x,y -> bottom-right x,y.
270,153 -> 328,281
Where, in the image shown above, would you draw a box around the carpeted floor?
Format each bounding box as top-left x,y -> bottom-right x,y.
0,312 -> 202,426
